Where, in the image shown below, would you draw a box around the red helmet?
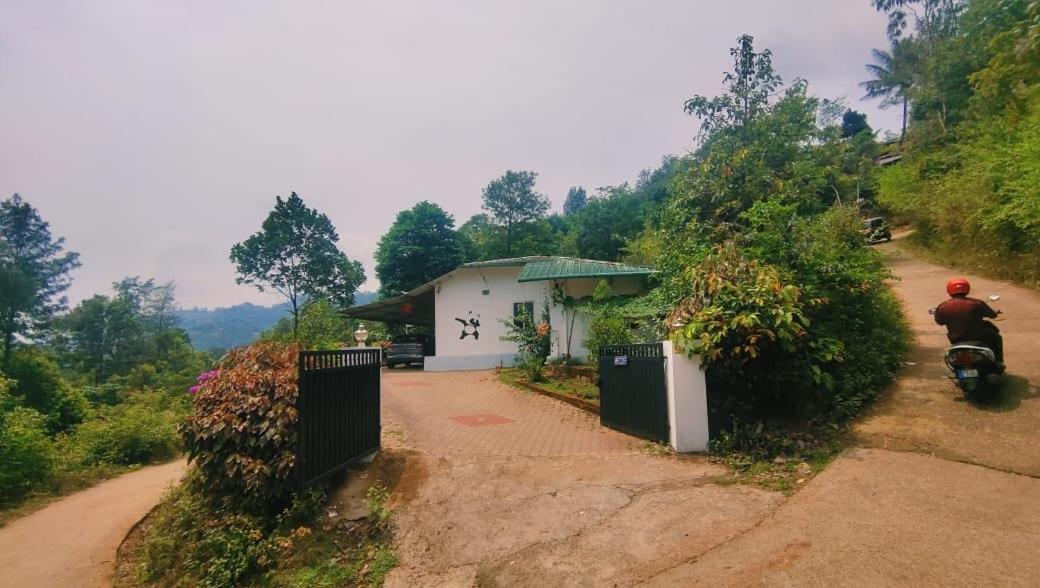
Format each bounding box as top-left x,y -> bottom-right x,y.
946,277 -> 970,297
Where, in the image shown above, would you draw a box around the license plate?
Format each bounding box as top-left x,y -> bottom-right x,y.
957,369 -> 979,378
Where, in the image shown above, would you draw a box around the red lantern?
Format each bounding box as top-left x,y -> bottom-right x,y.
401,302 -> 414,314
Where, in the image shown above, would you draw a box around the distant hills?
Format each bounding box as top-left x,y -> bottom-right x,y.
176,292 -> 377,351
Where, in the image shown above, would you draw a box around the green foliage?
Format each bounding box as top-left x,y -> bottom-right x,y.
841,109 -> 872,137
582,314 -> 633,361
0,194 -> 81,369
61,391 -> 181,466
375,201 -> 468,298
647,35 -> 908,430
500,304 -> 551,382
563,186 -> 588,215
142,472 -> 395,588
0,376 -> 56,504
481,170 -> 551,256
5,348 -> 87,433
180,342 -> 301,513
142,480 -> 285,588
572,185 -> 647,261
230,192 -> 366,335
875,1 -> 1040,284
263,299 -> 351,350
58,278 -> 211,384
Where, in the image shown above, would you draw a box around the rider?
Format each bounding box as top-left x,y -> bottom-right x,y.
934,277 -> 1004,371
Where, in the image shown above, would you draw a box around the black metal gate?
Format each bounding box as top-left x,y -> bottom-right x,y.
598,343 -> 669,443
296,349 -> 381,487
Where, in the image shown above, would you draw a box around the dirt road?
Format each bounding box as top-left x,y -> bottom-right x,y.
856,240 -> 1040,475
0,460 -> 185,588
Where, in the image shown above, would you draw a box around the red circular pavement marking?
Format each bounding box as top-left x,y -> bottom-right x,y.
449,413 -> 515,427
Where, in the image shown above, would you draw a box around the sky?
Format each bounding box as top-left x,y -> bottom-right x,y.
0,1 -> 901,309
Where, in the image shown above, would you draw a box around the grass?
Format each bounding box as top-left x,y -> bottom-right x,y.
496,367 -> 599,405
263,485 -> 397,588
120,482 -> 398,588
711,435 -> 846,495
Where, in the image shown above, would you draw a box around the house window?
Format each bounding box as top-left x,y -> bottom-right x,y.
513,301 -> 534,326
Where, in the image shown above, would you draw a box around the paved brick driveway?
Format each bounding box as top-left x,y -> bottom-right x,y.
381,369 -> 638,457
378,368 -> 784,586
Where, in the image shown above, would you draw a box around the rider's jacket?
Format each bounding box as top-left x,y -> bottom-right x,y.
934,295 -> 998,343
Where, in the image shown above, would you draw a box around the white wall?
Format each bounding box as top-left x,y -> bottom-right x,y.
662,341 -> 709,452
425,269 -> 650,371
427,266 -> 550,371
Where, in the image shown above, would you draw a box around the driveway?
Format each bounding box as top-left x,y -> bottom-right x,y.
380,370 -> 784,586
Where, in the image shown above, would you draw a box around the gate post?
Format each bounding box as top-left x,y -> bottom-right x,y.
662,341 -> 709,452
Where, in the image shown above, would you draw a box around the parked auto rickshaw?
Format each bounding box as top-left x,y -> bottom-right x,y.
863,217 -> 892,244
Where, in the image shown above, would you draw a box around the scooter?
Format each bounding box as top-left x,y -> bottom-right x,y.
929,304 -> 1004,402
943,342 -> 1002,401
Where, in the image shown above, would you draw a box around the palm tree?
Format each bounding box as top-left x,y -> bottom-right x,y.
860,40 -> 916,143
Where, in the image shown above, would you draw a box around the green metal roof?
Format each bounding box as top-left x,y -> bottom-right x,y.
516,258 -> 655,282
460,256 -> 553,269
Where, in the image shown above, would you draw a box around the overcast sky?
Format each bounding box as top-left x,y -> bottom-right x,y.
1,1 -> 900,309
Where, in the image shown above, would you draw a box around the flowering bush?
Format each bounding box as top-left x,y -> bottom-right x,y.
180,342 -> 301,512
188,369 -> 220,395
500,304 -> 551,382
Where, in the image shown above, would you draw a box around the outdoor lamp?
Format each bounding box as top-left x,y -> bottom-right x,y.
354,323 -> 370,347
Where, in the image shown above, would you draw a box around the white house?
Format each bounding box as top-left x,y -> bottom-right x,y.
344,256 -> 654,371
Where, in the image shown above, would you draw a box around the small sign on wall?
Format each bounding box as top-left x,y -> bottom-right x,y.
614,356 -> 629,366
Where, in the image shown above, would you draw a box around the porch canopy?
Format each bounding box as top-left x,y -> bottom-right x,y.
342,284 -> 434,327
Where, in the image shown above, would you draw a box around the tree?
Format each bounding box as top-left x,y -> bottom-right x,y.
872,0 -> 964,42
684,35 -> 783,140
481,171 -> 550,256
573,186 -> 646,261
375,201 -> 467,298
262,299 -> 351,350
841,109 -> 872,137
861,41 -> 917,142
230,192 -> 365,337
563,186 -> 588,216
0,194 -> 80,369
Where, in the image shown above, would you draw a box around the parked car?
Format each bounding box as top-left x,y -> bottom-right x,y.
863,216 -> 892,244
385,334 -> 432,368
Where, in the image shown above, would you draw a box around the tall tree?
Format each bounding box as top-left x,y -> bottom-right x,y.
840,109 -> 872,137
684,34 -> 783,140
563,186 -> 588,216
0,194 -> 80,368
230,192 -> 365,336
375,201 -> 467,298
481,171 -> 550,256
573,186 -> 646,261
872,0 -> 964,42
861,41 -> 917,142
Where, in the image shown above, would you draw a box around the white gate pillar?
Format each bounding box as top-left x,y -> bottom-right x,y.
662,341 -> 710,452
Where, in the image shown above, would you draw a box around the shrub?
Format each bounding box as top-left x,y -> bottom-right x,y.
500,304 -> 551,382
5,349 -> 88,433
0,376 -> 56,503
665,205 -> 908,429
62,391 -> 181,466
143,475 -> 327,588
180,341 -> 300,513
582,313 -> 633,363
